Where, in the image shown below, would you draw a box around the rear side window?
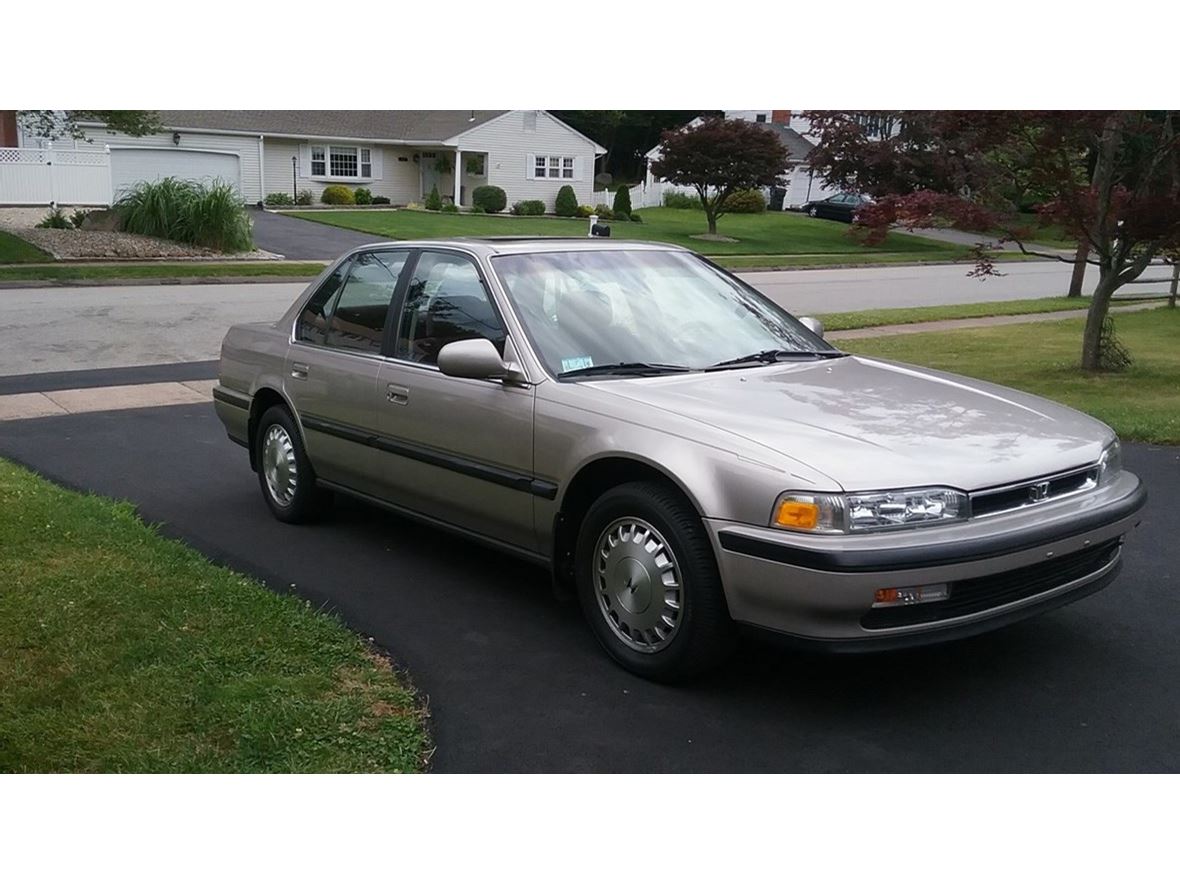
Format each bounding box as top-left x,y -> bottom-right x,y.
296,262 -> 349,345
324,251 -> 409,354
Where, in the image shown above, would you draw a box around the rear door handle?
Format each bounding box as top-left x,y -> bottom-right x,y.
386,384 -> 409,405
290,363 -> 309,380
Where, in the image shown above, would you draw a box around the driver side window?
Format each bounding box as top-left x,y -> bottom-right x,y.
395,252 -> 505,365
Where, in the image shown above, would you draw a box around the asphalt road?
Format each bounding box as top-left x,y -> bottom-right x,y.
2,260 -> 1144,376
1,391 -> 1176,772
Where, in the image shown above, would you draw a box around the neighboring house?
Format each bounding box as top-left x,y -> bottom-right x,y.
4,110 -> 604,208
637,110 -> 840,210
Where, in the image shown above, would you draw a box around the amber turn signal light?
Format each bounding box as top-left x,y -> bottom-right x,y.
774,499 -> 819,530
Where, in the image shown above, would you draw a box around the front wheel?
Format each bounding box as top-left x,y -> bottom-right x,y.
807,206 -> 819,218
255,405 -> 332,523
575,481 -> 734,681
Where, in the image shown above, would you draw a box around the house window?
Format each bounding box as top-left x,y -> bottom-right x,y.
467,154 -> 485,176
534,155 -> 576,179
360,148 -> 372,178
330,146 -> 358,177
311,146 -> 325,176
755,113 -> 767,123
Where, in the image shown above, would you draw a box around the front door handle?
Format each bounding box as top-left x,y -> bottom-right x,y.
386,384 -> 409,405
290,362 -> 309,380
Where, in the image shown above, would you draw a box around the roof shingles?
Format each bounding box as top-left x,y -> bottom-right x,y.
153,110 -> 510,143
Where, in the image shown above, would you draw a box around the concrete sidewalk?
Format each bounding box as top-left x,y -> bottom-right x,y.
827,301 -> 1162,340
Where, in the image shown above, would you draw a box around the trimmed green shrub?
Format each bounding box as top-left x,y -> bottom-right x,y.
612,185 -> 632,219
264,192 -> 294,207
723,188 -> 767,213
662,190 -> 698,209
115,178 -> 253,252
575,204 -> 595,218
554,185 -> 578,217
441,203 -> 459,213
470,205 -> 487,214
425,185 -> 442,211
321,185 -> 355,205
295,189 -> 314,206
593,203 -> 614,220
371,195 -> 391,205
512,200 -> 546,216
36,207 -> 72,229
472,185 -> 507,214
354,187 -> 373,205
629,212 -> 642,224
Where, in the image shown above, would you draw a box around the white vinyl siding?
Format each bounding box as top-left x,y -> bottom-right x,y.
79,126 -> 262,202
267,139 -> 416,204
457,111 -> 597,210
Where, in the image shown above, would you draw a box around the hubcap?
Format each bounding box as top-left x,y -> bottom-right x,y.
261,424 -> 298,506
594,517 -> 683,654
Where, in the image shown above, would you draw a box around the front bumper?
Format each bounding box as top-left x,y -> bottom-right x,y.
706,471 -> 1146,650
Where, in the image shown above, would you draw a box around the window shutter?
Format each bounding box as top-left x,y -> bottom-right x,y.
298,143 -> 311,177
526,153 -> 536,179
371,146 -> 383,180
573,156 -> 583,182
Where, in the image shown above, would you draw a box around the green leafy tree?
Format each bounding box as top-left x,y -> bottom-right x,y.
18,110 -> 161,141
650,117 -> 787,235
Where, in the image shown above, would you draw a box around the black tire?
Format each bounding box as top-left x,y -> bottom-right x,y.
254,405 -> 332,524
575,481 -> 734,682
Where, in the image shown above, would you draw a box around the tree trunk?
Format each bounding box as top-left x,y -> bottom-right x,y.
1170,263 -> 1178,309
705,209 -> 718,234
1067,242 -> 1089,297
1080,270 -> 1120,370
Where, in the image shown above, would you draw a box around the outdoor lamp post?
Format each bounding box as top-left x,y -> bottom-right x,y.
292,156 -> 298,203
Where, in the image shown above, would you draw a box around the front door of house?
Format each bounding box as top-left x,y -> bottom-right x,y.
420,152 -> 440,201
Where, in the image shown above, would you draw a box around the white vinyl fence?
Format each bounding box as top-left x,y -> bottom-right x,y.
0,145 -> 113,206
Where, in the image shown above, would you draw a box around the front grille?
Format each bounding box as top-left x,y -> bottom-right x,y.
860,539 -> 1121,630
970,465 -> 1098,518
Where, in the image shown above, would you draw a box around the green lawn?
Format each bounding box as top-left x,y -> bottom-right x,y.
0,262 -> 325,283
818,296 -> 1157,331
0,230 -> 51,264
286,207 -> 960,258
0,459 -> 428,772
842,308 -> 1180,444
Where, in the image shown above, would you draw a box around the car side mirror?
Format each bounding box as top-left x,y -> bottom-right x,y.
799,316 -> 825,338
438,338 -> 520,381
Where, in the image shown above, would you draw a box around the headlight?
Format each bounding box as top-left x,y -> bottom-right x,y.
771,487 -> 969,534
1097,439 -> 1122,485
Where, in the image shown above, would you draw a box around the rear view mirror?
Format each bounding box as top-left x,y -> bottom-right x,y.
799,316 -> 825,338
437,338 -> 508,380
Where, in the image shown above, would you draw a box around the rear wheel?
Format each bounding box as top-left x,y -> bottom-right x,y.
255,405 -> 332,523
808,206 -> 819,218
575,481 -> 734,681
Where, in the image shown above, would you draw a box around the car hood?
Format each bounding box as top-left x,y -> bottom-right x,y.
594,355 -> 1112,491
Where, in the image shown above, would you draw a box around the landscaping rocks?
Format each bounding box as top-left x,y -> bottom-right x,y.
79,209 -> 125,232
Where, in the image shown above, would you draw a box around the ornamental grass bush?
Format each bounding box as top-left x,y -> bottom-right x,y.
115,178 -> 253,252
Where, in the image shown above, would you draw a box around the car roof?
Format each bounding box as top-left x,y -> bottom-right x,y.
343,237 -> 692,258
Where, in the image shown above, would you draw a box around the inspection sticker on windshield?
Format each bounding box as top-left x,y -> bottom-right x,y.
561,356 -> 594,373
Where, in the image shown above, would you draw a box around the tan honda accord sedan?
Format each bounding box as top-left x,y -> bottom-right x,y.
214,238 -> 1146,680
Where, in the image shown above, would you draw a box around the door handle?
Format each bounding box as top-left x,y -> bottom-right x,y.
290,362 -> 309,380
386,383 -> 409,405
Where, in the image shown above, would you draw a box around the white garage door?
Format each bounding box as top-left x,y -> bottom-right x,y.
110,148 -> 241,199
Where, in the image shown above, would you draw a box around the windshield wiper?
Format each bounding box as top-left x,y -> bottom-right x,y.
705,349 -> 846,371
558,362 -> 692,379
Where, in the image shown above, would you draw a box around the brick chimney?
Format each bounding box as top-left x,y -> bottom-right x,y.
0,111 -> 18,147
770,110 -> 791,125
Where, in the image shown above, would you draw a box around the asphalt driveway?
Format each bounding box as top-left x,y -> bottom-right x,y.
0,379 -> 1176,772
250,209 -> 383,259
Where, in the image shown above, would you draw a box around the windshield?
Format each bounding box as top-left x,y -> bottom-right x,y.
491,249 -> 838,378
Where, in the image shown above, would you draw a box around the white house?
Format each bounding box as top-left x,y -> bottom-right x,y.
637,111 -> 840,210
5,110 -> 605,208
